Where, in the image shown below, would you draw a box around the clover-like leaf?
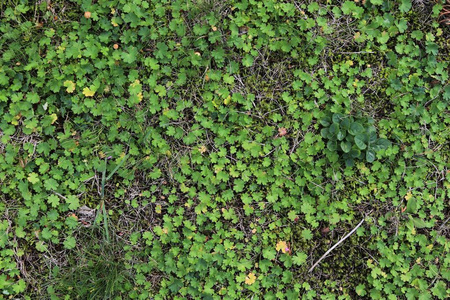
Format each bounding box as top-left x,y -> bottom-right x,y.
27,172 -> 40,184
63,80 -> 76,93
44,178 -> 58,191
82,87 -> 95,97
242,54 -> 254,67
292,252 -> 307,266
301,229 -> 313,240
276,241 -> 289,253
262,248 -> 276,260
63,236 -> 76,249
121,46 -> 139,63
245,272 -> 256,285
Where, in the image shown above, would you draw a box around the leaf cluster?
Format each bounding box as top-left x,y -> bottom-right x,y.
321,113 -> 391,166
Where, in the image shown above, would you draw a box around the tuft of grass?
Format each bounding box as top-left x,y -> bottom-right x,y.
47,227 -> 133,300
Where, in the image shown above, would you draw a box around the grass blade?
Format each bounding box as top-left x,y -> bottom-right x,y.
106,155 -> 128,181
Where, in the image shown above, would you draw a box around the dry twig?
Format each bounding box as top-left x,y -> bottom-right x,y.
309,218 -> 365,273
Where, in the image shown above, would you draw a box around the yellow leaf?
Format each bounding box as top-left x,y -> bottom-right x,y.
49,113 -> 58,124
137,92 -> 143,102
276,240 -> 289,253
63,80 -> 76,93
224,95 -> 231,105
245,272 -> 256,285
405,192 -> 412,201
130,79 -> 141,87
83,87 -> 95,97
11,114 -> 21,125
155,205 -> 162,214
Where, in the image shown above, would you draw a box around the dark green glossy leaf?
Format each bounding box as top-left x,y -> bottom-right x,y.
345,158 -> 354,167
368,131 -> 377,144
366,149 -> 376,162
320,117 -> 331,127
327,140 -> 337,151
341,118 -> 351,130
349,122 -> 364,135
329,123 -> 339,135
332,113 -> 344,124
354,135 -> 367,150
340,141 -> 352,153
376,138 -> 391,149
349,149 -> 361,158
337,131 -> 346,141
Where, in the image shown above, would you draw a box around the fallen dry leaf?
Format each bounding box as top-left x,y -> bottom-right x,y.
245,272 -> 256,285
276,240 -> 289,253
321,227 -> 330,235
278,128 -> 287,136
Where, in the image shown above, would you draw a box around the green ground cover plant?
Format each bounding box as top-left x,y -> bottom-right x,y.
0,0 -> 449,299
320,113 -> 391,166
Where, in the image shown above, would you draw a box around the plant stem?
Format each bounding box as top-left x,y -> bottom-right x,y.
309,218 -> 365,273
